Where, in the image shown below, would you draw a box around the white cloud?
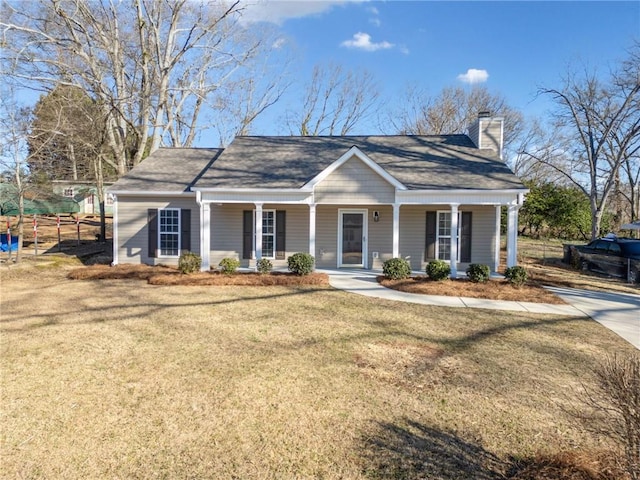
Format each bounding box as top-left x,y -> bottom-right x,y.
238,0 -> 344,25
341,32 -> 394,52
367,5 -> 380,26
457,68 -> 489,84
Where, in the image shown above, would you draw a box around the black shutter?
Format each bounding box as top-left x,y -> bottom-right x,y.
276,210 -> 286,259
460,212 -> 472,263
181,209 -> 191,253
425,211 -> 436,260
148,209 -> 158,258
242,210 -> 253,259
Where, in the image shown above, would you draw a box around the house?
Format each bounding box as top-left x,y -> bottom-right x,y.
109,114 -> 528,276
52,180 -> 114,215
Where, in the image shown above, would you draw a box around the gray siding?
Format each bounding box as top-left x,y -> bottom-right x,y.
210,204 -> 309,268
315,205 -> 339,268
399,205 -> 497,271
116,196 -> 199,266
315,156 -> 395,204
315,204 -> 393,269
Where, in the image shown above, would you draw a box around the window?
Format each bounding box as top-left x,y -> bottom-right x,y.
436,211 -> 462,261
105,195 -> 114,206
437,212 -> 452,260
63,188 -> 74,197
243,210 -> 286,260
253,210 -> 275,258
159,209 -> 180,256
86,195 -> 94,205
426,211 -> 472,263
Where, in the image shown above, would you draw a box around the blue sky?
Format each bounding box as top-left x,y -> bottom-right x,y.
241,0 -> 640,136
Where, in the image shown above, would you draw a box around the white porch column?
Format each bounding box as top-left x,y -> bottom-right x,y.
200,202 -> 211,271
494,205 -> 501,273
392,203 -> 400,258
254,203 -> 263,265
506,204 -> 519,267
309,203 -> 316,258
450,204 -> 459,278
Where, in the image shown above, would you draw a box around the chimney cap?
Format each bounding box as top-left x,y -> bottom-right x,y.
478,110 -> 492,118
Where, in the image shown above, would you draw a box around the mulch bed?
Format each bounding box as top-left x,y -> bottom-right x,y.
378,276 -> 567,304
67,264 -> 329,286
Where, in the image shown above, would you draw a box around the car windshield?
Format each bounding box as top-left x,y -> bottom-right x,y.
622,242 -> 640,255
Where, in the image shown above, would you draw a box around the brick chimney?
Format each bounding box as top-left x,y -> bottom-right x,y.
468,111 -> 504,160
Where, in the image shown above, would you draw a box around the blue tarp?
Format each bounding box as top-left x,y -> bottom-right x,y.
0,233 -> 19,252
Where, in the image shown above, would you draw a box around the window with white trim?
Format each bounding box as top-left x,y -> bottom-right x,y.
63,188 -> 74,197
159,208 -> 180,256
254,210 -> 275,258
436,211 -> 462,261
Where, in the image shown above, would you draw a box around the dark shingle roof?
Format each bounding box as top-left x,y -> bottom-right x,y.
192,135 -> 524,191
109,148 -> 223,193
110,136 -> 526,193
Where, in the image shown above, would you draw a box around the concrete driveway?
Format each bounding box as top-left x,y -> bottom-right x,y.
545,287 -> 640,349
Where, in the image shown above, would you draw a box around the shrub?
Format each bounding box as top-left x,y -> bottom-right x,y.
578,354 -> 640,480
257,258 -> 273,274
466,263 -> 490,283
426,259 -> 450,281
504,266 -> 528,286
287,253 -> 315,276
218,257 -> 240,274
382,257 -> 411,280
178,251 -> 201,274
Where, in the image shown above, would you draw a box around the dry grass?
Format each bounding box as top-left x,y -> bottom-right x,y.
2,264 -> 636,479
507,450 -> 625,480
379,276 -> 566,304
517,237 -> 640,295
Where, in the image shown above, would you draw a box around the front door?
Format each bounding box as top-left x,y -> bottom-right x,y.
339,210 -> 367,268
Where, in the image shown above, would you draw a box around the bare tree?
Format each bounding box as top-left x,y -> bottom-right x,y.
0,90 -> 64,262
389,84 -> 524,157
523,49 -> 640,240
286,63 -> 381,136
1,0 -> 283,176
214,32 -> 293,146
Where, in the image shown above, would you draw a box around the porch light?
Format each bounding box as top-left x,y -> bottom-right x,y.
373,211 -> 380,222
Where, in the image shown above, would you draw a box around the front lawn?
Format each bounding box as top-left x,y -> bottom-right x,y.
1,264 -> 634,479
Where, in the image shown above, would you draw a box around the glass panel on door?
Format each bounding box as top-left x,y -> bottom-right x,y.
342,213 -> 363,265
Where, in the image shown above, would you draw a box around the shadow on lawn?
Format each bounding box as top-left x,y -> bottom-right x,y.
362,418 -> 507,479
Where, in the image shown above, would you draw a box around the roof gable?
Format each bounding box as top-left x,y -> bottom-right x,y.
304,146 -> 406,191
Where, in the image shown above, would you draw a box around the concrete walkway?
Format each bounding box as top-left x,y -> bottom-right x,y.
321,269 -> 640,349
545,287 -> 640,349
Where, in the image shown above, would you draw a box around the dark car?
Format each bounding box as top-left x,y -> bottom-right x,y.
574,237 -> 640,283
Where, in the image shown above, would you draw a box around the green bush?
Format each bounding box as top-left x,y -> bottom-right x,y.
178,251 -> 201,274
504,266 -> 528,286
257,258 -> 273,274
218,257 -> 240,274
287,253 -> 314,276
466,263 -> 490,283
382,257 -> 411,280
426,259 -> 450,281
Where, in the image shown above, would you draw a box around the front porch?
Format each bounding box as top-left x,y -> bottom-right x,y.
196,197 -> 523,276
